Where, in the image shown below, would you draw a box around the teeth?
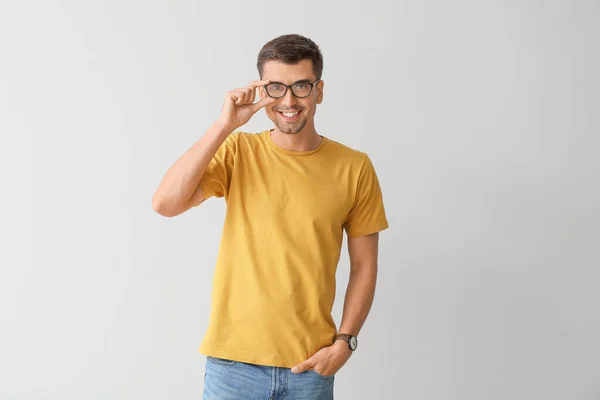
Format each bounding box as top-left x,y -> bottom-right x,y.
282,112 -> 298,117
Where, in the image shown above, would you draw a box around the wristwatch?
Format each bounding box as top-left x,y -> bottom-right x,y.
335,333 -> 358,351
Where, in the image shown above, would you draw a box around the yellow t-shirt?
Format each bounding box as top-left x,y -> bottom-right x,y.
197,129 -> 389,368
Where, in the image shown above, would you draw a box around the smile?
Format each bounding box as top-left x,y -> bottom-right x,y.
278,110 -> 301,121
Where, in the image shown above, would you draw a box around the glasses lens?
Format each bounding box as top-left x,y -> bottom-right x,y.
266,84 -> 286,98
291,83 -> 312,97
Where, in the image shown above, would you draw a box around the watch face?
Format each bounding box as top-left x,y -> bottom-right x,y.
349,336 -> 358,350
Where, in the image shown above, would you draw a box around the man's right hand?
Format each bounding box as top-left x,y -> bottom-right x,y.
152,80 -> 276,217
217,80 -> 277,130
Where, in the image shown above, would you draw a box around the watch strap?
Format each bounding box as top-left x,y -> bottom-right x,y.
335,334 -> 351,342
334,333 -> 357,351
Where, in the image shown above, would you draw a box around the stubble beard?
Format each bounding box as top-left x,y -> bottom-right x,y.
276,118 -> 307,134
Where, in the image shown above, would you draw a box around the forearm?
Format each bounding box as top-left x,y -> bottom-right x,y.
337,262 -> 378,337
152,121 -> 234,216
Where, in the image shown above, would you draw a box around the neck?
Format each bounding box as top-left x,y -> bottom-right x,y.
270,122 -> 322,152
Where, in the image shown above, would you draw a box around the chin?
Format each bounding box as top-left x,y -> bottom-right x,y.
277,126 -> 301,134
275,120 -> 307,135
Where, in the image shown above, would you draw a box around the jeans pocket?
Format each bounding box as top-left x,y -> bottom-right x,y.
206,356 -> 237,366
310,368 -> 334,380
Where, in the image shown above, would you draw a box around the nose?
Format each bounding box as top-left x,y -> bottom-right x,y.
280,87 -> 298,108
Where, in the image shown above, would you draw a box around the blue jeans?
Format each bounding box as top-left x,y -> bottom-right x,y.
203,356 -> 335,400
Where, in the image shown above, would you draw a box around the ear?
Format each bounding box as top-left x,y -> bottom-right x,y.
316,80 -> 324,104
259,86 -> 267,99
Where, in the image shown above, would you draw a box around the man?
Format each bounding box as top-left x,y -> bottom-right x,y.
152,34 -> 388,400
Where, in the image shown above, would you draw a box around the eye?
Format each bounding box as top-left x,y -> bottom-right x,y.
294,83 -> 310,90
269,84 -> 284,91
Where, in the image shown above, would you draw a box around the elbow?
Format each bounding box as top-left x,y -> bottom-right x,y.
152,195 -> 177,217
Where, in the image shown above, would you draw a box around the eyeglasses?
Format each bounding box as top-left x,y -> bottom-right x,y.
263,79 -> 321,99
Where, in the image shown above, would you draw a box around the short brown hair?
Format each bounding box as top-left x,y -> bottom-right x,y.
257,34 -> 323,80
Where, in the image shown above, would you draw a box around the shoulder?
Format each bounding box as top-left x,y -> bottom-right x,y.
324,137 -> 371,167
226,130 -> 265,148
215,131 -> 263,157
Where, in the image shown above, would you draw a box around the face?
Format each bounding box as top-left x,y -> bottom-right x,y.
259,59 -> 323,135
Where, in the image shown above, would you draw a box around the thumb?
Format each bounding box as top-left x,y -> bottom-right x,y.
291,359 -> 314,374
251,95 -> 277,114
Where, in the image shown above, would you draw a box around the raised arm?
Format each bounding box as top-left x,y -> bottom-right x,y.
151,79 -> 275,217
152,121 -> 233,217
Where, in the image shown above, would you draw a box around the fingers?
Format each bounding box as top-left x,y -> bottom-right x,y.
243,80 -> 270,104
228,90 -> 250,107
228,80 -> 271,107
231,90 -> 247,106
247,79 -> 271,89
251,94 -> 277,113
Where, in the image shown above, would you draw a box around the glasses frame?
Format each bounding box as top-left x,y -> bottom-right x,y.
263,79 -> 322,99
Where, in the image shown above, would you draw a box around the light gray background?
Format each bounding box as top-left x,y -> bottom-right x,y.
1,0 -> 599,399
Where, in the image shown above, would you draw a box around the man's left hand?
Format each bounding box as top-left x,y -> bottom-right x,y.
291,340 -> 352,377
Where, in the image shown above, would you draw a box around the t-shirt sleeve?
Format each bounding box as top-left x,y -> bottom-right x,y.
343,154 -> 389,237
197,132 -> 239,200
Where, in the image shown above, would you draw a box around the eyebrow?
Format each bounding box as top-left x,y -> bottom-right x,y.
268,79 -> 313,85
